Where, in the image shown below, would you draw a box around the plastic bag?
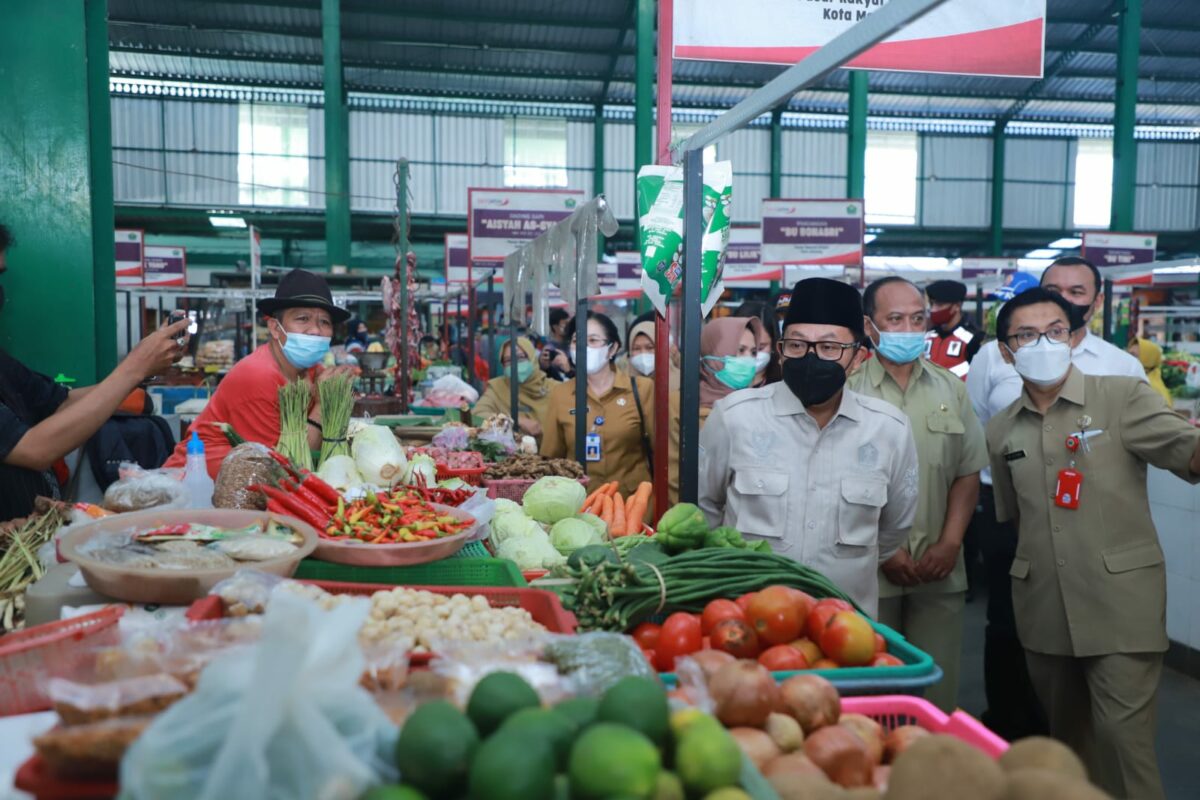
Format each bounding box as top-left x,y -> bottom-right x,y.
47,673 -> 190,725
210,569 -> 285,616
213,443 -> 286,509
120,589 -> 398,800
432,373 -> 480,403
103,469 -> 188,513
456,490 -> 496,543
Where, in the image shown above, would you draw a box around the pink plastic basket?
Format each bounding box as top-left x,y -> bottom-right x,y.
0,607 -> 124,717
484,476 -> 588,503
841,695 -> 1008,758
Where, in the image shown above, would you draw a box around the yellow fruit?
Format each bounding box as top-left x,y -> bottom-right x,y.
676,724 -> 743,795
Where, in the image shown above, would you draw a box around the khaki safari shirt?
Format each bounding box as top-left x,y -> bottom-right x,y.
698,383 -> 920,616
987,367 -> 1200,657
541,372 -> 654,497
849,357 -> 988,597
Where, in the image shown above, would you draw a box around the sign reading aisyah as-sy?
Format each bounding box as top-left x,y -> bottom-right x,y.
674,0 -> 1045,79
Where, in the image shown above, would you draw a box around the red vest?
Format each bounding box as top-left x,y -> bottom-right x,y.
925,326 -> 974,379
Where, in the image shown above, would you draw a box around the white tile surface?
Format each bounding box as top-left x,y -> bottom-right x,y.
1166,571 -> 1191,644
1149,467 -> 1200,648
1156,508 -> 1193,577
1149,467 -> 1199,511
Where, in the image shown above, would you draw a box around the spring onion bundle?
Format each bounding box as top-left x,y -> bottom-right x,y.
276,379 -> 313,471
317,373 -> 354,466
0,503 -> 67,632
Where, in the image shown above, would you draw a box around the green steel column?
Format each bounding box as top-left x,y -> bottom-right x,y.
990,123 -> 1007,256
0,1 -> 105,382
1111,0 -> 1141,231
86,0 -> 116,375
770,108 -> 783,198
634,0 -> 655,174
322,0 -> 352,268
593,104 -> 606,199
846,72 -> 868,198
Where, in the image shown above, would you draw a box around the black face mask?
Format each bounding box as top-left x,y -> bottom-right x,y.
1066,300 -> 1092,332
782,352 -> 849,408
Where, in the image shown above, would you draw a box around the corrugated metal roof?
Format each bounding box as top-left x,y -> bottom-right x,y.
107,0 -> 1200,125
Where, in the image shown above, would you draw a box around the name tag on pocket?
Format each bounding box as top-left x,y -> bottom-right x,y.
1004,450 -> 1027,462
584,433 -> 602,462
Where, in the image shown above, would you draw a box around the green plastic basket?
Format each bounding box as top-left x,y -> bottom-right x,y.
294,553 -> 526,587
660,619 -> 941,697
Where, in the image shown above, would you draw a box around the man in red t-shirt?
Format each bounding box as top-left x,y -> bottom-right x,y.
164,270 -> 354,477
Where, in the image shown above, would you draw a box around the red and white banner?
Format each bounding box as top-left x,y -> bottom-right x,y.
673,0 -> 1045,78
115,230 -> 144,287
1082,232 -> 1158,269
761,199 -> 864,268
724,226 -> 781,285
143,246 -> 187,288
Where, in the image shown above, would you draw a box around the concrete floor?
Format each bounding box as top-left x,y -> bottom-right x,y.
954,589 -> 1200,799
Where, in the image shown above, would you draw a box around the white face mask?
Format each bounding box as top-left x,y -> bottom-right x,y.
630,353 -> 655,376
1011,338 -> 1072,387
754,351 -> 771,373
579,345 -> 609,375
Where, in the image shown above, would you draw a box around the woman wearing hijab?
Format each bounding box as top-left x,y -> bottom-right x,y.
473,337 -> 551,438
734,300 -> 782,386
698,316 -> 765,423
1127,336 -> 1174,407
624,318 -> 681,390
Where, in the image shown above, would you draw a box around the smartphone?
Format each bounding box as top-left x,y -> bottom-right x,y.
169,310 -> 198,346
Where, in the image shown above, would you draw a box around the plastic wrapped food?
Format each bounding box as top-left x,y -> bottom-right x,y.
210,570 -> 284,617
213,443 -> 286,510
542,632 -> 658,695
103,471 -> 187,513
210,535 -> 297,562
47,674 -> 190,726
35,716 -> 153,779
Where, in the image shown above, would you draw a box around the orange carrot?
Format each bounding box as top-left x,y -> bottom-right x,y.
600,494 -> 615,529
625,482 -> 654,536
581,486 -> 604,511
612,493 -> 627,537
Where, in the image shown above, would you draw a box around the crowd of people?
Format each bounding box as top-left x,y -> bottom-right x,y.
2,214 -> 1198,797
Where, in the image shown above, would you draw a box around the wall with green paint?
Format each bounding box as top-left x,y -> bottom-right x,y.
0,1 -> 109,383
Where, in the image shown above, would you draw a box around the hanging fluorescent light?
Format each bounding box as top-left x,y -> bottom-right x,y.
1024,248 -> 1062,259
1048,237 -> 1082,249
209,215 -> 247,229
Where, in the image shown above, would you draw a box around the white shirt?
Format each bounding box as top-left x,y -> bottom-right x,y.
967,332 -> 1147,484
698,384 -> 919,616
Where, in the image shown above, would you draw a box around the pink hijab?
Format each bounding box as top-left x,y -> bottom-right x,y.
699,316 -> 765,409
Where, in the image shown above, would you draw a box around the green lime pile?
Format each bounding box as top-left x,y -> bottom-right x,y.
365,671 -> 747,800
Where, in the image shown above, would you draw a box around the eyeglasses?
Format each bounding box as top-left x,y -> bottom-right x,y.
570,337 -> 611,348
1004,325 -> 1071,350
777,339 -> 860,361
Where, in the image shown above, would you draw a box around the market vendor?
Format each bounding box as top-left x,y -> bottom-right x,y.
987,287 -> 1200,799
0,223 -> 190,521
541,312 -> 653,497
473,337 -> 550,438
698,277 -> 919,615
163,269 -> 355,478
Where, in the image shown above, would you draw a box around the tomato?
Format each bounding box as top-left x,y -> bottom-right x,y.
734,592 -> 758,613
871,653 -> 904,667
782,588 -> 817,635
790,638 -> 824,666
874,632 -> 886,654
641,648 -> 657,666
656,612 -> 703,671
806,598 -> 854,642
818,611 -> 877,667
758,644 -> 809,672
710,618 -> 760,659
701,599 -> 745,635
631,622 -> 662,651
812,658 -> 840,670
746,586 -> 804,646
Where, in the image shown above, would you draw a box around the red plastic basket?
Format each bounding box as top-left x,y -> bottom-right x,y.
841,695 -> 1009,758
0,607 -> 124,717
15,754 -> 117,800
436,464 -> 488,487
484,476 -> 588,502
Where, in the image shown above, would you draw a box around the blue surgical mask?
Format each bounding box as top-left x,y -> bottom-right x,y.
706,355 -> 758,391
278,329 -> 330,369
871,320 -> 926,365
516,361 -> 534,383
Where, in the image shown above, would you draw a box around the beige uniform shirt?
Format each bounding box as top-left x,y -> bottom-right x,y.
987,367 -> 1200,657
698,384 -> 920,615
849,357 -> 989,597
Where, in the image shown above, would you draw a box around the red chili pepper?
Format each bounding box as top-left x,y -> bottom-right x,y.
267,449 -> 303,479
259,485 -> 330,530
266,499 -> 289,516
283,480 -> 334,517
300,472 -> 341,506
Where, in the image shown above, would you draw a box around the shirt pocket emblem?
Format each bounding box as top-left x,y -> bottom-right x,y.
857,443 -> 878,467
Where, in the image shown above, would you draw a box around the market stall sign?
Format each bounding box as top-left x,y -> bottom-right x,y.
616,251 -> 641,293
673,0 -> 1045,79
761,200 -> 864,276
115,229 -> 144,288
1082,232 -> 1158,270
143,246 -> 187,288
725,226 -> 779,286
467,188 -> 586,271
960,257 -> 1018,280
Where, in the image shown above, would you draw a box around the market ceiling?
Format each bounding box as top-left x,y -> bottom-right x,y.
106,0 -> 1200,127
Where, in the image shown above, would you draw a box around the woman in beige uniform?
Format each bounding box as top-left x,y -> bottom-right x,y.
541,312 -> 653,497
472,337 -> 550,439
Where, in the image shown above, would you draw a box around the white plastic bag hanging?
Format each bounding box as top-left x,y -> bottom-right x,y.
120,589 -> 398,800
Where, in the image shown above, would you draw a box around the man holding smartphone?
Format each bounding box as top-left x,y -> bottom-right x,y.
0,223 -> 190,521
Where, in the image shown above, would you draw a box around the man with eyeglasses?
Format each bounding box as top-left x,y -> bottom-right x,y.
987,288 -> 1200,800
848,277 -> 987,712
699,278 -> 919,615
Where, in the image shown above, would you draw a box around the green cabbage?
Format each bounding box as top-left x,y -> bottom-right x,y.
490,507 -> 546,547
496,534 -> 566,571
578,512 -> 608,539
403,454 -> 438,487
522,477 -> 587,525
316,455 -> 363,492
550,518 -> 604,556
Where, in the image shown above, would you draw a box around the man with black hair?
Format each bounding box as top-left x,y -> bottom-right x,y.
699,278 -> 919,615
988,287 -> 1200,800
924,279 -> 983,379
539,308 -> 573,381
1039,256 -> 1143,379
0,223 -> 189,521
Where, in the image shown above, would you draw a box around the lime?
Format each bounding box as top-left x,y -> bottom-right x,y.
568,723 -> 662,800
466,671 -> 541,736
653,771 -> 686,800
675,725 -> 742,795
395,700 -> 478,798
596,676 -> 670,746
669,707 -> 722,739
555,696 -> 600,729
360,787 -> 428,800
500,707 -> 578,768
468,732 -> 556,800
